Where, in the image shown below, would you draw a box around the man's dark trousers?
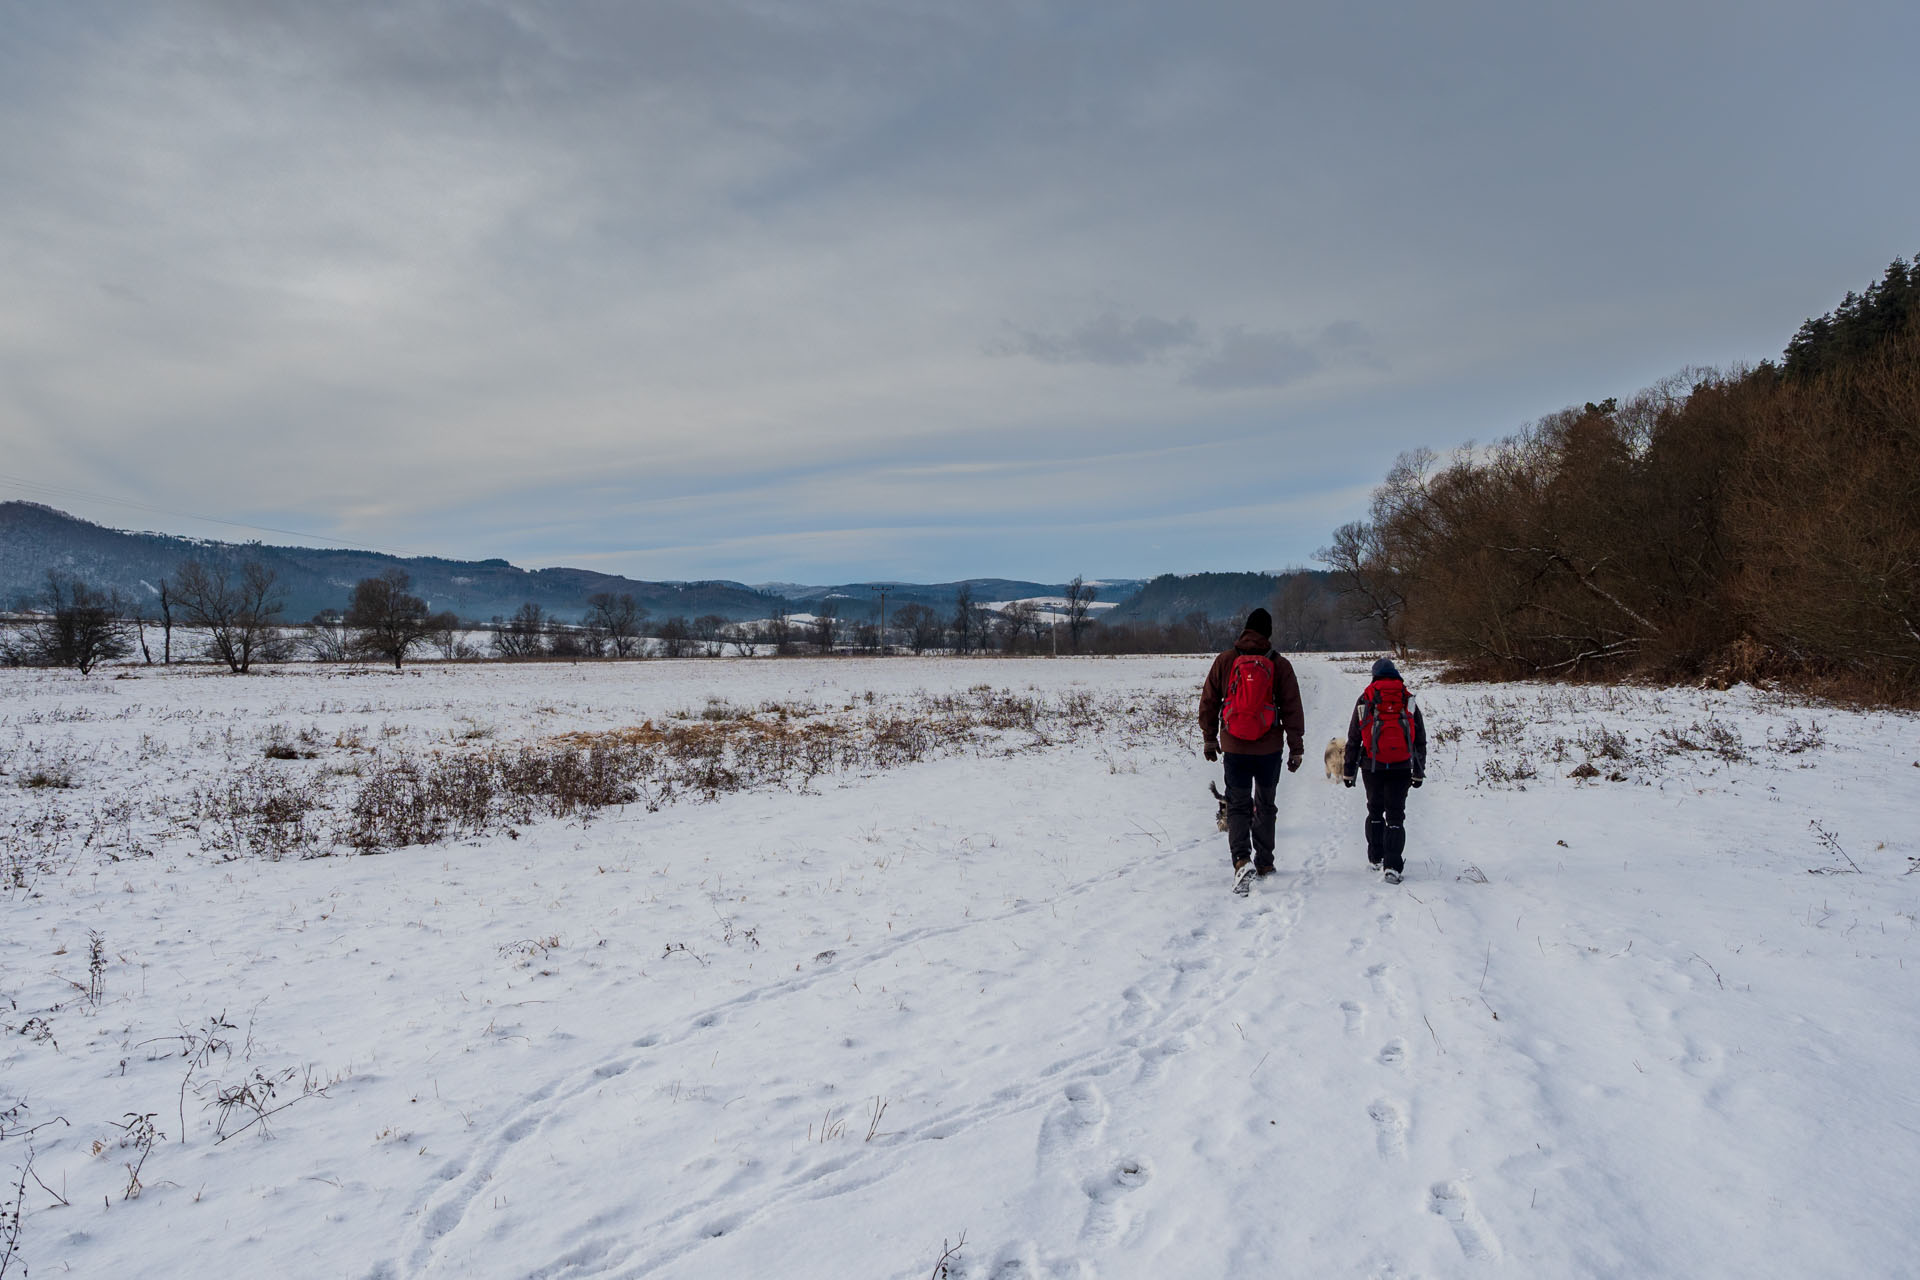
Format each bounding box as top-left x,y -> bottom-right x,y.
1361,768 -> 1412,873
1223,750 -> 1283,871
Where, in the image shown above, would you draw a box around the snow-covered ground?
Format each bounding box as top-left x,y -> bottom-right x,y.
2,655 -> 1916,1279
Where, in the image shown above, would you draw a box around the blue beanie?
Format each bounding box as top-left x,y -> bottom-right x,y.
1370,657 -> 1400,681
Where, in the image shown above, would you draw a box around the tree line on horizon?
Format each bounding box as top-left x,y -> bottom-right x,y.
4,561 -> 1343,670
1318,255 -> 1920,703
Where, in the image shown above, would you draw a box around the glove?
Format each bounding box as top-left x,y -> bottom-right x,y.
1342,775 -> 1355,788
1204,743 -> 1219,763
1286,752 -> 1302,773
1411,776 -> 1423,789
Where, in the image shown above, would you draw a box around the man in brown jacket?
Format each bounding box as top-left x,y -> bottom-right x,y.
1199,608 -> 1306,892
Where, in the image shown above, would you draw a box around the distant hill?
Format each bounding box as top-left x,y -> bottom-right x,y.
1099,571 -> 1286,624
1100,569 -> 1388,650
0,502 -> 1147,626
0,502 -> 787,623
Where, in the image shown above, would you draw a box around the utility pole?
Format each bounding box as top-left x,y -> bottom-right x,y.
871,585 -> 889,655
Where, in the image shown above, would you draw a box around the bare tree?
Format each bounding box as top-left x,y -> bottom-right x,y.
997,601 -> 1041,653
584,591 -> 648,658
951,584 -> 979,654
654,615 -> 692,658
1062,576 -> 1098,652
894,603 -> 943,653
170,560 -> 284,673
724,621 -> 762,656
30,572 -> 130,673
1269,572 -> 1331,651
545,616 -> 587,657
810,599 -> 839,654
694,614 -> 729,657
155,577 -> 175,664
765,602 -> 795,655
1317,520 -> 1408,657
427,611 -> 463,659
490,603 -> 547,657
302,610 -> 353,662
345,570 -> 435,669
131,603 -> 155,665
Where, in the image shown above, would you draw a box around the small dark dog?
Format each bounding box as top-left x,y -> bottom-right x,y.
1210,782 -> 1229,832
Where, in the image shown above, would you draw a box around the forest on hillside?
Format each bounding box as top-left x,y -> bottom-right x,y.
1322,256 -> 1920,703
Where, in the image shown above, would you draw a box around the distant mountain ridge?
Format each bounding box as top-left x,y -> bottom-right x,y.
0,502 -> 789,623
0,502 -> 1146,624
1100,571 -> 1291,624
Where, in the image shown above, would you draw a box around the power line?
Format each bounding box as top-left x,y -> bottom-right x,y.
0,471 -> 412,557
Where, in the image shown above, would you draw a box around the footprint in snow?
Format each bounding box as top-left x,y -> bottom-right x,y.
1366,963 -> 1406,1015
1378,1038 -> 1407,1068
1367,1099 -> 1408,1156
1134,1032 -> 1193,1082
1341,1001 -> 1367,1037
1116,985 -> 1157,1029
987,1241 -> 1042,1279
1037,1082 -> 1108,1164
1429,1180 -> 1502,1261
1080,1156 -> 1153,1244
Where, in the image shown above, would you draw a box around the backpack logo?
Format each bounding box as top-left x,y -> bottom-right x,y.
1223,654 -> 1276,740
1361,679 -> 1413,764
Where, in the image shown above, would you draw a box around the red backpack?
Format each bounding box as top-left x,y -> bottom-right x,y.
1360,679 -> 1413,764
1223,653 -> 1277,739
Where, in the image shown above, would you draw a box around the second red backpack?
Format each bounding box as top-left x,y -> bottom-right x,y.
1360,678 -> 1413,764
1223,653 -> 1277,740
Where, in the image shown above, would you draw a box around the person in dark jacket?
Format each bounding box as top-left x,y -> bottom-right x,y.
1342,656 -> 1427,884
1199,608 -> 1306,890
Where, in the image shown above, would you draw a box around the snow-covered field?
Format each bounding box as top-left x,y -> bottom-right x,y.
2,655 -> 1916,1279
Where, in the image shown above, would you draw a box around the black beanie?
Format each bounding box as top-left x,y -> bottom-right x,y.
1245,607 -> 1273,638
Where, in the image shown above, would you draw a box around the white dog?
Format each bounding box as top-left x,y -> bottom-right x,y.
1324,737 -> 1345,780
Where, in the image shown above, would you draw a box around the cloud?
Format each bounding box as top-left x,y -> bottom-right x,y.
997,312 -> 1200,366
1182,326 -> 1322,390
3,1 -> 1915,582
999,312 -> 1381,391
1183,321 -> 1382,391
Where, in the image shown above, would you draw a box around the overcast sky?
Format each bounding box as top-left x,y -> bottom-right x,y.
3,1 -> 1916,585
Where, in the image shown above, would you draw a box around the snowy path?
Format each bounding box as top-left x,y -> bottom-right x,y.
3,656 -> 1917,1278
382,671 -> 1361,1280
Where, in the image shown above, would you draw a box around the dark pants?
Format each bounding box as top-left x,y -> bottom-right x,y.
1222,750 -> 1283,870
1361,768 -> 1412,872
